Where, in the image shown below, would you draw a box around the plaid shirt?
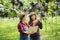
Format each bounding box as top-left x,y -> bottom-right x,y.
18,21 -> 29,36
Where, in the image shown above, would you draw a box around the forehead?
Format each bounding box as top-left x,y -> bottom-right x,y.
30,12 -> 35,14
31,12 -> 35,13
31,15 -> 36,17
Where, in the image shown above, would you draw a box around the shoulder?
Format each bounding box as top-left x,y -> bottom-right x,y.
28,21 -> 33,26
38,20 -> 42,23
25,22 -> 30,27
37,20 -> 42,25
18,22 -> 22,27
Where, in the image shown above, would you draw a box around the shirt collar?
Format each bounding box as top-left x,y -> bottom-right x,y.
20,21 -> 26,25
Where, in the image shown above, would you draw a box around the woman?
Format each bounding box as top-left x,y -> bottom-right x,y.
29,12 -> 43,40
17,12 -> 29,40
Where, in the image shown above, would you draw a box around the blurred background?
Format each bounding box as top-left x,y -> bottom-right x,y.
0,0 -> 60,40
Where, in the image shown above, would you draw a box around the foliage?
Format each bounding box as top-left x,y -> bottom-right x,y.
0,0 -> 60,17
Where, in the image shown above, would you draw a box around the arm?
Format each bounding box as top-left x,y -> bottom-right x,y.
18,24 -> 21,32
32,17 -> 43,29
38,21 -> 43,29
33,17 -> 43,25
18,24 -> 28,34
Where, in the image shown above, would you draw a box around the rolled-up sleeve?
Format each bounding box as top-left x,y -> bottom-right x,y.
18,24 -> 24,33
37,21 -> 43,29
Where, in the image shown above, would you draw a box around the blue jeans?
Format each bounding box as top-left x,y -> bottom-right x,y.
20,34 -> 28,40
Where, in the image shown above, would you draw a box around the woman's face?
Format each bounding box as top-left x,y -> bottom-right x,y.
31,15 -> 36,21
22,16 -> 26,21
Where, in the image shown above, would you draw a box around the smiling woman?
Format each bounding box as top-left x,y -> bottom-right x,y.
17,11 -> 30,40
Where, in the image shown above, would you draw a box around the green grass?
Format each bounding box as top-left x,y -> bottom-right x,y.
0,19 -> 19,40
0,16 -> 60,40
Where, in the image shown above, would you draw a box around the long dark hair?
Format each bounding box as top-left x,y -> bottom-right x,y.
29,14 -> 36,25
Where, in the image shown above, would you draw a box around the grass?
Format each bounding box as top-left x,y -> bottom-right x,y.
0,16 -> 60,40
0,19 -> 19,40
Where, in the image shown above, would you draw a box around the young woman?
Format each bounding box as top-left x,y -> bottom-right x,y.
17,12 -> 29,40
29,12 -> 43,40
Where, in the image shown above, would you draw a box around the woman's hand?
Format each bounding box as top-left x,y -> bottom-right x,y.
28,31 -> 35,34
33,18 -> 42,24
32,18 -> 39,26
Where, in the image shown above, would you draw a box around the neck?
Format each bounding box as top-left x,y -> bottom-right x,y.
33,19 -> 35,21
21,20 -> 25,23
